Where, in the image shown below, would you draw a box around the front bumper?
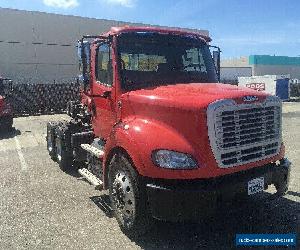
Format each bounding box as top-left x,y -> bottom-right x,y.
146,158 -> 291,221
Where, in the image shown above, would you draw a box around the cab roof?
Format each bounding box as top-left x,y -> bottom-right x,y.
101,26 -> 211,43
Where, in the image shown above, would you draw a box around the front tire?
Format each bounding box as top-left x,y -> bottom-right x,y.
274,164 -> 290,197
275,179 -> 289,196
108,153 -> 152,237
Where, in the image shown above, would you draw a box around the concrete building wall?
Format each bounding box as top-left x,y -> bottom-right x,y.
220,67 -> 252,83
0,8 -> 208,84
220,56 -> 250,67
220,56 -> 253,83
252,65 -> 300,79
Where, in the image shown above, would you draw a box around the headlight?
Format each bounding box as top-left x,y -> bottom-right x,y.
152,150 -> 198,169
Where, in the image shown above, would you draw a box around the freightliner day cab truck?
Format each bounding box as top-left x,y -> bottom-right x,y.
46,26 -> 291,236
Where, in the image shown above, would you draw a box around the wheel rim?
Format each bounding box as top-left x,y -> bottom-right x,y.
112,170 -> 136,226
56,138 -> 62,162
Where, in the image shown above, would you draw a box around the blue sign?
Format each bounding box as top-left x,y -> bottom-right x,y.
236,234 -> 296,246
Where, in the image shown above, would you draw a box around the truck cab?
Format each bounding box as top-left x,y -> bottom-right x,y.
47,26 -> 291,236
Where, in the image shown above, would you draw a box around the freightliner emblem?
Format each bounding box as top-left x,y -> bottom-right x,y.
243,95 -> 258,102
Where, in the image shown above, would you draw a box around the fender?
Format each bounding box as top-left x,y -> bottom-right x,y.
103,121 -> 145,176
103,117 -> 200,182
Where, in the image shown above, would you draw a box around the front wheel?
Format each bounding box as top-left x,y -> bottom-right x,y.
275,179 -> 289,196
108,154 -> 153,237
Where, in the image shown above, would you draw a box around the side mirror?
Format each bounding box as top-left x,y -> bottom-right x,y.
77,40 -> 91,90
210,46 -> 221,82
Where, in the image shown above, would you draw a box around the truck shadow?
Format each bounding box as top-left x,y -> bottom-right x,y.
137,194 -> 299,249
65,167 -> 82,178
91,192 -> 299,249
0,128 -> 21,139
90,194 -> 114,218
287,191 -> 300,198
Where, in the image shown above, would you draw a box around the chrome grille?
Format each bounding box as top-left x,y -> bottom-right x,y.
207,97 -> 282,168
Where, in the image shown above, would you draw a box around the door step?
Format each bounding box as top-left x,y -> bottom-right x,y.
81,144 -> 104,158
78,168 -> 103,188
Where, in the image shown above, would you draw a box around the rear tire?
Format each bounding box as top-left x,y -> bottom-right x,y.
7,116 -> 13,131
46,122 -> 58,160
55,125 -> 72,171
1,116 -> 13,131
108,153 -> 153,237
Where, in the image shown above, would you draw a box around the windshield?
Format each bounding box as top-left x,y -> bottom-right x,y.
117,32 -> 217,91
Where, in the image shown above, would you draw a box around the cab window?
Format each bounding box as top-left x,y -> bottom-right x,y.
182,47 -> 207,73
96,43 -> 113,86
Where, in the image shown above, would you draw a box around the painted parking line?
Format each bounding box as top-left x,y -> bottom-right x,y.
14,137 -> 28,171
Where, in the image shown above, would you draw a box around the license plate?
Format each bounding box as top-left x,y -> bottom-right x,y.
248,177 -> 264,195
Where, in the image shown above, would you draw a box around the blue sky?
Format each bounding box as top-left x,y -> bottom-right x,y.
0,0 -> 299,58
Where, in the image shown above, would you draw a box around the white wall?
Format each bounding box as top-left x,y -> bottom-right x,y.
220,67 -> 252,82
220,56 -> 249,67
253,65 -> 300,79
0,8 -> 208,84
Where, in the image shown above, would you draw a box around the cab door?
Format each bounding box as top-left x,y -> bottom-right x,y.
91,43 -> 116,138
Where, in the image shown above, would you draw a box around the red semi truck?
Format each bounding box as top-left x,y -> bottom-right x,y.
46,26 -> 290,235
0,77 -> 13,131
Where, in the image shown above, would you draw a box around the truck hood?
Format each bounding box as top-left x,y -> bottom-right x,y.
126,83 -> 268,110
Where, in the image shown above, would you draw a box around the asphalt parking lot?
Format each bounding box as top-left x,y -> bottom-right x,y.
0,103 -> 299,249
